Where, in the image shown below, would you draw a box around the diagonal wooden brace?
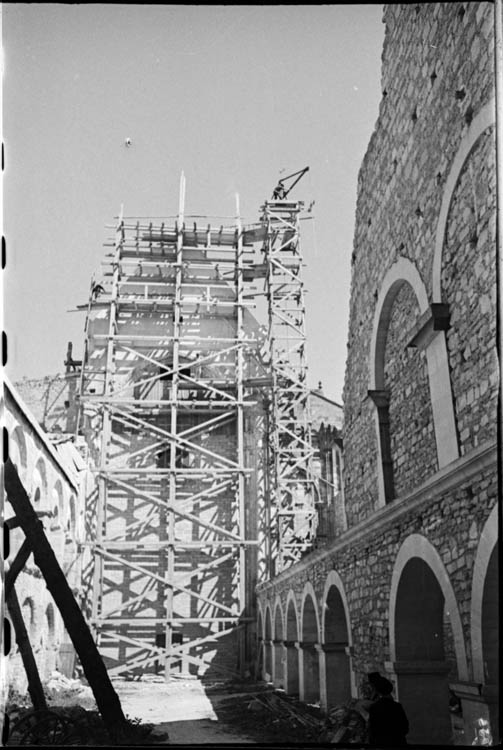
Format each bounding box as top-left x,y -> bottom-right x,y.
4,459 -> 129,741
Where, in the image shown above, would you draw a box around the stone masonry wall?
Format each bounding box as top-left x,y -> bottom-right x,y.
384,282 -> 438,496
442,130 -> 498,455
257,3 -> 498,742
258,467 -> 497,686
342,1 -> 495,523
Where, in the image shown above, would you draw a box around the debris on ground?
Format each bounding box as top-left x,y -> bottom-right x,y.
323,698 -> 370,743
45,670 -> 96,709
6,706 -> 155,746
215,686 -> 326,744
5,672 -> 156,746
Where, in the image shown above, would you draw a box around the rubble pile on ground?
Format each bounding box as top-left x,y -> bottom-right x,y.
323,699 -> 370,743
215,683 -> 374,745
44,670 -> 96,709
247,691 -> 325,736
215,685 -> 326,744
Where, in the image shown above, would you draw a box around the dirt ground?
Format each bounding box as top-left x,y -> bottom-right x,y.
113,676 -> 258,744
7,675 -> 319,745
112,676 -> 320,745
7,674 -> 467,746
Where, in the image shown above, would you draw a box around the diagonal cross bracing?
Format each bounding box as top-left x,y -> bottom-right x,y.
80,187 -> 266,680
261,198 -> 317,573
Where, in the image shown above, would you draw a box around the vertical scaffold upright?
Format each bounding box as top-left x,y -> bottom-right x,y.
260,194 -> 317,573
78,175 -> 268,680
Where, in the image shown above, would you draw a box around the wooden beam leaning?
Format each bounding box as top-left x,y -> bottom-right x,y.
6,586 -> 47,711
4,459 -> 129,741
5,538 -> 32,599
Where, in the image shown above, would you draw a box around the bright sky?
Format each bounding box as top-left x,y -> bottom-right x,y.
3,4 -> 384,403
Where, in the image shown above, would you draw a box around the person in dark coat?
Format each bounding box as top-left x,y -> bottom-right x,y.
367,672 -> 409,747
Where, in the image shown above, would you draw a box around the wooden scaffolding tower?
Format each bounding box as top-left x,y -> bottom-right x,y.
77,176 -> 315,679
259,196 -> 317,573
77,176 -> 269,680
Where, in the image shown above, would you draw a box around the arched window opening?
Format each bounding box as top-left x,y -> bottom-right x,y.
21,598 -> 36,641
9,426 -> 27,480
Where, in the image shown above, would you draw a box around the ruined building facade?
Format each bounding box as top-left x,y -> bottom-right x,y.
256,3 -> 499,745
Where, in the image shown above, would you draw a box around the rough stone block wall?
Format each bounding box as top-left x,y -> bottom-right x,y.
442,130 -> 498,455
258,470 -> 496,684
342,1 -> 495,521
384,283 -> 437,495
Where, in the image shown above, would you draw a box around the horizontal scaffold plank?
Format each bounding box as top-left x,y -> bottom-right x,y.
92,467 -> 251,476
96,547 -> 237,615
89,540 -> 258,548
92,617 -> 252,624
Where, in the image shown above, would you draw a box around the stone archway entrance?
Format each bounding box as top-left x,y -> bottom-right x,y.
323,585 -> 351,708
394,558 -> 451,744
301,594 -> 320,704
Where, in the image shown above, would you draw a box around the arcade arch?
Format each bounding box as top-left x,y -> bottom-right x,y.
471,506 -> 499,732
285,592 -> 299,695
256,605 -> 264,679
273,600 -> 284,687
321,571 -> 352,707
264,605 -> 273,680
9,425 -> 28,479
300,585 -> 320,703
389,535 -> 468,744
